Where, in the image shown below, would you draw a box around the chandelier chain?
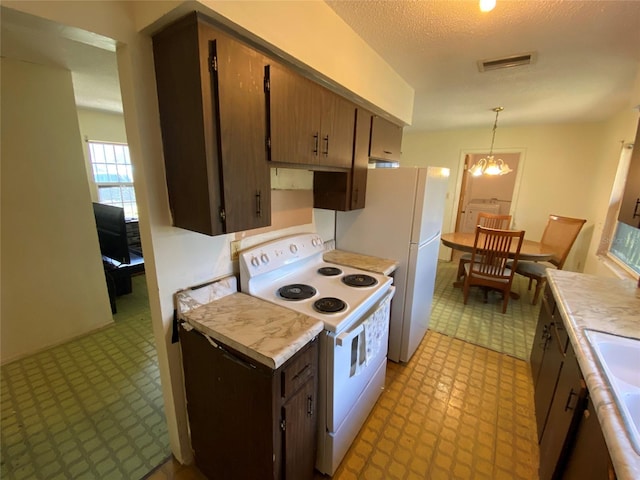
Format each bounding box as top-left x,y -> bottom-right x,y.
488,106 -> 503,156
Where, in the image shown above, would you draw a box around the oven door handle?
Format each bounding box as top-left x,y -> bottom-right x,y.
336,323 -> 365,347
335,287 -> 395,347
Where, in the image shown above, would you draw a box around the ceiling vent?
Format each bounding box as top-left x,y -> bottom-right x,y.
478,52 -> 537,72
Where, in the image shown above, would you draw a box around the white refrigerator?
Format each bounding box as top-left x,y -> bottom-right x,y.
336,166 -> 450,362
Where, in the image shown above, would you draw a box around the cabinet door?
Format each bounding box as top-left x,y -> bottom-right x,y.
350,108 -> 373,209
267,63 -> 322,166
214,33 -> 271,232
179,326 -> 276,479
282,380 -> 317,480
313,108 -> 371,211
562,394 -> 614,480
369,115 -> 403,162
153,14 -> 224,236
534,321 -> 567,442
320,91 -> 356,169
538,345 -> 586,480
530,296 -> 552,388
153,13 -> 271,236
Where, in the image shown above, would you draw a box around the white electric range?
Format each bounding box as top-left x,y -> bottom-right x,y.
239,233 -> 395,475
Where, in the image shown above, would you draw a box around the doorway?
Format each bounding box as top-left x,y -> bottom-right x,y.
454,152 -> 521,233
0,7 -> 168,479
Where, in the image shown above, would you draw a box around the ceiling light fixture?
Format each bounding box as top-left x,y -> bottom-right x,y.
479,0 -> 496,12
469,107 -> 513,177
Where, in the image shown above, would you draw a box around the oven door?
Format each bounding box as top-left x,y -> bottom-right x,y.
326,286 -> 395,432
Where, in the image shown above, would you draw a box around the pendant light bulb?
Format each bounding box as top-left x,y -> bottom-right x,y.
480,0 -> 496,12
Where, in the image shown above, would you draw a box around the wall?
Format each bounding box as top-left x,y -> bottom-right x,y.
2,0 -> 412,464
76,108 -> 128,201
402,116 -> 640,273
0,58 -> 114,364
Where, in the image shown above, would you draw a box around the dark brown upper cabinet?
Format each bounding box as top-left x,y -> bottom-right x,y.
266,63 -> 355,170
369,115 -> 403,162
152,12 -> 271,236
314,108 -> 372,211
618,118 -> 640,228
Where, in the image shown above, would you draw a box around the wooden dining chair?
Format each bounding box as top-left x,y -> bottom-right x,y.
462,226 -> 525,314
513,214 -> 586,305
456,212 -> 512,281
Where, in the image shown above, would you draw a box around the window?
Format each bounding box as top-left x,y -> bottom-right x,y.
88,141 -> 138,219
599,133 -> 640,278
610,222 -> 640,275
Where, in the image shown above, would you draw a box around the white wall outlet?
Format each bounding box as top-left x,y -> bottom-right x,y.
230,240 -> 242,261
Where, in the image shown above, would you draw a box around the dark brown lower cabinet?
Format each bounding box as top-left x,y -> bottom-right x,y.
179,325 -> 318,480
562,394 -> 616,479
531,287 -> 570,443
538,345 -> 586,480
533,284 -> 616,480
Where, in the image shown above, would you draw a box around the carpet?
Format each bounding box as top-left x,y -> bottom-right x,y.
428,260 -> 541,360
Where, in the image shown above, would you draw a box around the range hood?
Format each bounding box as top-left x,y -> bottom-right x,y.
368,158 -> 400,169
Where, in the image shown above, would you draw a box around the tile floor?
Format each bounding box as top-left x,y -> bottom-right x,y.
147,261 -> 541,479
3,261 -> 541,480
147,329 -> 539,480
1,274 -> 170,480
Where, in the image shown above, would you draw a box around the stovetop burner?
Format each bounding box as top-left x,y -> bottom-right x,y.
342,274 -> 378,288
313,297 -> 347,314
278,284 -> 317,301
317,266 -> 343,276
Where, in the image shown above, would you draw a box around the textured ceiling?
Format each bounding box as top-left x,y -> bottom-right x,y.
326,0 -> 640,131
2,2 -> 639,131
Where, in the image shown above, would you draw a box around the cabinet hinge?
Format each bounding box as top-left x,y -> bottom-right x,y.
219,207 -> 226,223
280,419 -> 286,431
266,136 -> 271,150
209,55 -> 218,72
264,76 -> 270,93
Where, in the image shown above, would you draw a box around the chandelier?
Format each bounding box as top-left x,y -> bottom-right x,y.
479,0 -> 496,12
468,107 -> 513,177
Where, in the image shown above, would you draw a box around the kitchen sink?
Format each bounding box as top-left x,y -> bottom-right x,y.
584,330 -> 640,454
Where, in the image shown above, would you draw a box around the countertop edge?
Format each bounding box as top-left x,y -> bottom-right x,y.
547,271 -> 640,480
182,293 -> 324,370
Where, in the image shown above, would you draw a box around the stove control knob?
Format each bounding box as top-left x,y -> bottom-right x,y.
290,244 -> 298,254
250,256 -> 260,268
260,253 -> 269,264
312,237 -> 321,247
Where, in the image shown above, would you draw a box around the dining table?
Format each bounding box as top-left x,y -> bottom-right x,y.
440,231 -> 556,296
441,232 -> 555,261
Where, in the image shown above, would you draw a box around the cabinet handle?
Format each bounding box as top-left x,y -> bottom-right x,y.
539,324 -> 551,349
633,198 -> 640,219
383,150 -> 393,155
313,132 -> 319,156
307,395 -> 313,417
323,135 -> 329,157
564,388 -> 578,411
255,190 -> 261,217
552,323 -> 566,357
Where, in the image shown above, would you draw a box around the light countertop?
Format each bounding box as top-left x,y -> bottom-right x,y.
547,269 -> 640,480
177,278 -> 323,370
324,249 -> 399,276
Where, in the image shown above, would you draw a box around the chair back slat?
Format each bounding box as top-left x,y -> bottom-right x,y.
462,226 -> 525,313
471,227 -> 523,279
476,212 -> 512,230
